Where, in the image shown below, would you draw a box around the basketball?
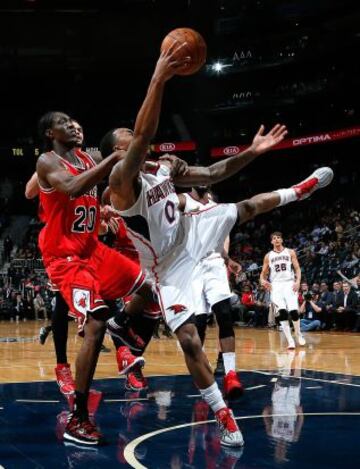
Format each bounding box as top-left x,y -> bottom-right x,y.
160,27 -> 207,76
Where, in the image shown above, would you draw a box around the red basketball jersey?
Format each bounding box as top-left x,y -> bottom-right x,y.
39,149 -> 99,264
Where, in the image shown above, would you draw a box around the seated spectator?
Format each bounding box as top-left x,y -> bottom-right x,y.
33,292 -> 48,320
298,282 -> 309,306
300,291 -> 323,332
334,282 -> 358,331
253,286 -> 270,327
320,281 -> 333,305
239,285 -> 256,325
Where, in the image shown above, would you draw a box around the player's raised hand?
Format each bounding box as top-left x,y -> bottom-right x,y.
153,41 -> 191,82
250,124 -> 288,156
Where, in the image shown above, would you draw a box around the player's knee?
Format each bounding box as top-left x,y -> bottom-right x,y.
213,299 -> 235,339
289,310 -> 299,321
278,309 -> 288,321
177,326 -> 202,359
86,310 -> 107,341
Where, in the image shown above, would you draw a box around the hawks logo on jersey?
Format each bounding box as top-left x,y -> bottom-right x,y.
146,179 -> 175,207
167,304 -> 187,314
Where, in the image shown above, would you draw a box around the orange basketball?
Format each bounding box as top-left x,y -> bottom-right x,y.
160,28 -> 207,76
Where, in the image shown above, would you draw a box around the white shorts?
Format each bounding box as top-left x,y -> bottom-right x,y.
270,281 -> 299,311
192,255 -> 232,316
154,203 -> 238,332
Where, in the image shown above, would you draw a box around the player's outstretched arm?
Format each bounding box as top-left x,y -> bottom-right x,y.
36,151 -> 121,198
109,43 -> 190,194
173,124 -> 287,186
25,172 -> 39,199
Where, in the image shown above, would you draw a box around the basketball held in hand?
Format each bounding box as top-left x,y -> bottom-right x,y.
160,27 -> 207,76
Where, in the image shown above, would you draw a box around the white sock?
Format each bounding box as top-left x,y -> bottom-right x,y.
280,320 -> 293,345
223,352 -> 236,374
199,382 -> 226,414
293,319 -> 301,336
275,188 -> 297,206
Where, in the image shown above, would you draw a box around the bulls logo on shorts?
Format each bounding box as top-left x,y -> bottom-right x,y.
72,288 -> 90,315
167,304 -> 187,314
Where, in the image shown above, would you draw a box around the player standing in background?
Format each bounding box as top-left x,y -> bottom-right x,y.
182,186 -> 243,399
260,232 -> 306,349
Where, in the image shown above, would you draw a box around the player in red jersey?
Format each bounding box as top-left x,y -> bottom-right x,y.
36,111 -> 155,445
26,119 -> 84,395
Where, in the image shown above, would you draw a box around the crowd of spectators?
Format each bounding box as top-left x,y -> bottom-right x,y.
0,271 -> 52,322
0,192 -> 359,334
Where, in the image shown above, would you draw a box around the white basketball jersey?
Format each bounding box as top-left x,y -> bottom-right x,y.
183,193 -> 217,213
269,248 -> 294,283
184,193 -> 221,261
118,164 -> 183,269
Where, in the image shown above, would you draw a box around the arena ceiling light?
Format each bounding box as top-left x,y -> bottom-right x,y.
212,61 -> 224,72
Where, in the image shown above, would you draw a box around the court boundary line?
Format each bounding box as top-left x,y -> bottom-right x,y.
124,412 -> 360,469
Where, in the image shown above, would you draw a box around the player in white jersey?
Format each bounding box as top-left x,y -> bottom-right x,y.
183,186 -> 243,399
260,232 -> 306,349
105,46 -> 332,447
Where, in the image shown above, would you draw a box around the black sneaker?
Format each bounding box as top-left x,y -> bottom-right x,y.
64,413 -> 102,446
39,326 -> 52,345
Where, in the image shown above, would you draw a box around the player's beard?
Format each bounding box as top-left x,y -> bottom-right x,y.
194,186 -> 209,197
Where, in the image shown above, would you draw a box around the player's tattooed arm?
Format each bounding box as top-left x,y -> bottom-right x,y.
172,124 -> 287,186
291,249 -> 301,292
25,171 -> 39,199
36,151 -> 121,197
260,253 -> 271,291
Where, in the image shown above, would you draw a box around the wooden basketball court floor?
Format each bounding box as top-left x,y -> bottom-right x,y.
1,321 -> 360,468
1,321 -> 360,383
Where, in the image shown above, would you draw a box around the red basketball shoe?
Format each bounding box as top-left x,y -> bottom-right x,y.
223,370 -> 244,400
64,414 -> 102,445
116,346 -> 145,375
55,363 -> 75,395
293,167 -> 334,200
215,407 -> 244,447
125,366 -> 148,391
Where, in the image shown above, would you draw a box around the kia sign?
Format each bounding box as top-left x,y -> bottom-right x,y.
159,143 -> 176,152
152,141 -> 197,153
224,146 -> 240,155
210,126 -> 360,158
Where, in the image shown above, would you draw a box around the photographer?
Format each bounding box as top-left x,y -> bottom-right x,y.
300,291 -> 322,332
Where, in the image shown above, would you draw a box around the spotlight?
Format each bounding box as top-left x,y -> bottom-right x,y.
212,62 -> 224,72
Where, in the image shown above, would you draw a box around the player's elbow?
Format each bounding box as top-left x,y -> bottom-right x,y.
242,199 -> 257,220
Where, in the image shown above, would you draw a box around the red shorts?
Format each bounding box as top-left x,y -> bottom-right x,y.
45,241 -> 145,324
